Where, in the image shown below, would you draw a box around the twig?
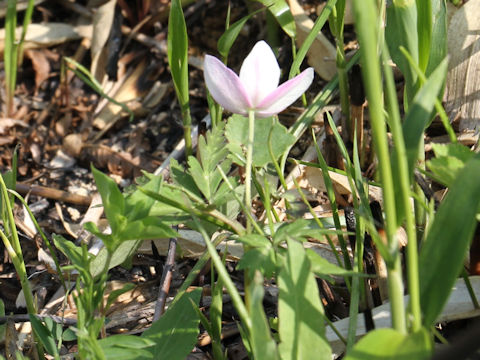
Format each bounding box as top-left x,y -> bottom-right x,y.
153,235 -> 177,320
0,314 -> 77,326
16,183 -> 92,206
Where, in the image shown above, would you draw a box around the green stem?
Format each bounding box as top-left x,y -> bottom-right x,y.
352,0 -> 406,333
194,218 -> 252,335
182,105 -> 193,158
382,46 -> 421,332
245,110 -> 255,234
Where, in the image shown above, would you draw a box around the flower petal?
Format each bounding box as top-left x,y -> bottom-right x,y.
239,41 -> 280,107
204,55 -> 252,115
255,68 -> 314,118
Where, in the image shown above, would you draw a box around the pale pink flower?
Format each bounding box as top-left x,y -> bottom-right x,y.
204,41 -> 314,118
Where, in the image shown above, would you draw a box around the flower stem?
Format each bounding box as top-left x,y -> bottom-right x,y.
245,110 -> 255,234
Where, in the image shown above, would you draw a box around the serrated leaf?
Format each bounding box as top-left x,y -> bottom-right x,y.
236,234 -> 272,248
225,114 -> 296,167
170,158 -> 202,199
278,238 -> 331,359
187,156 -> 211,199
273,219 -> 312,246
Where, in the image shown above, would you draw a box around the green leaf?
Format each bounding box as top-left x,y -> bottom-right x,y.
402,57 -> 448,177
170,158 -> 203,199
237,247 -> 276,278
426,143 -> 474,187
141,288 -> 202,360
124,174 -> 163,222
425,0 -> 447,77
256,0 -> 296,38
0,299 -> 5,341
118,217 -> 178,242
273,219 -> 313,246
90,239 -> 142,278
386,0 -> 419,105
187,156 -> 211,199
344,328 -> 432,360
278,238 -> 331,359
167,0 -> 189,106
306,249 -> 370,279
29,315 -> 59,357
236,234 -> 272,248
248,271 -> 279,359
98,335 -> 155,360
218,9 -> 263,59
226,115 -> 295,167
92,166 -> 125,235
419,152 -> 480,327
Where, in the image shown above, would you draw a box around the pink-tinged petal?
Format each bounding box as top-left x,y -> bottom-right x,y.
239,41 -> 280,107
256,68 -> 314,118
204,55 -> 252,115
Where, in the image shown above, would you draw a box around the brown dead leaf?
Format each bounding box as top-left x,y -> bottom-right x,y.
24,49 -> 50,93
288,0 -> 337,80
444,0 -> 480,132
90,0 -> 117,81
0,23 -> 91,53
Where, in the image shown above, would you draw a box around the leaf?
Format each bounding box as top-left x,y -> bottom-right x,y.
256,0 -> 295,38
386,0 -> 419,104
402,57 -> 449,176
425,0 -> 447,77
98,335 -> 155,360
218,9 -> 263,59
168,0 -> 189,106
92,165 -> 125,236
306,249 -> 370,279
419,152 -> 480,327
344,328 -> 432,360
141,288 -> 202,360
226,115 -> 295,167
278,238 -> 331,360
0,299 -> 5,341
124,174 -> 163,222
29,315 -> 59,357
248,271 -> 279,359
170,158 -> 202,199
90,239 -> 142,278
426,143 -> 474,186
237,247 -> 276,278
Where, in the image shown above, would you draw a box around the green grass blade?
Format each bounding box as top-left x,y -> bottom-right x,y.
419,152 -> 480,327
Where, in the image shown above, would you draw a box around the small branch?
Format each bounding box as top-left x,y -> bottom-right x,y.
153,235 -> 177,321
15,183 -> 92,206
0,314 -> 77,326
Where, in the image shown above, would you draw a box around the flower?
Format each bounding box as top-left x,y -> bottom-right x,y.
204,40 -> 314,118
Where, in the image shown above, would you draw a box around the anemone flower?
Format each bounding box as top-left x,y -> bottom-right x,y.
204,40 -> 314,118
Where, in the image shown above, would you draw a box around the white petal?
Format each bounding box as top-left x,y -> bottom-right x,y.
239,41 -> 280,107
256,68 -> 314,117
204,55 -> 252,115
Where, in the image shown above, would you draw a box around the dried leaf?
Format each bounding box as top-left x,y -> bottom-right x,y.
0,23 -> 91,53
444,0 -> 480,132
24,49 -> 50,92
90,0 -> 117,81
